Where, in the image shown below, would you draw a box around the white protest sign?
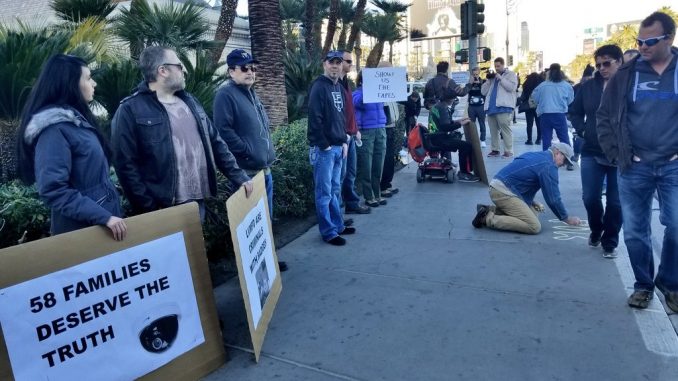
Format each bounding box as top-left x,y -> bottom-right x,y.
235,198 -> 277,329
362,67 -> 408,103
0,232 -> 204,381
450,71 -> 470,86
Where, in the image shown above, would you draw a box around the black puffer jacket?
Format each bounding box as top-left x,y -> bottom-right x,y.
111,81 -> 249,213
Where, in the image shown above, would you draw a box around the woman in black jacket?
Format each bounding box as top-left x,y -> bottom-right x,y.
519,72 -> 544,145
17,54 -> 127,240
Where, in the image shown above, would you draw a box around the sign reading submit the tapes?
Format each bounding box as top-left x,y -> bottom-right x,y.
0,232 -> 204,381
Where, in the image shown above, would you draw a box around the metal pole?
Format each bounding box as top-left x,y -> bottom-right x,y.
469,35 -> 478,73
505,0 -> 509,59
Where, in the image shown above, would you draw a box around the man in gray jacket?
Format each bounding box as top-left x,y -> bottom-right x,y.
481,57 -> 518,158
214,49 -> 287,271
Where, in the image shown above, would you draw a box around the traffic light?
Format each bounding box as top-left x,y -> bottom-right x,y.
460,2 -> 470,40
508,55 -> 514,66
469,0 -> 485,36
455,49 -> 469,64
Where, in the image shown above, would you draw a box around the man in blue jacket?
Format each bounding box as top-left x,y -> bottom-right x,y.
213,49 -> 287,271
112,46 -> 252,221
473,143 -> 581,234
307,51 -> 354,246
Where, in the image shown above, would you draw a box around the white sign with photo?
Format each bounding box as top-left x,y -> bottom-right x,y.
362,67 -> 408,103
235,198 -> 277,329
0,232 -> 204,381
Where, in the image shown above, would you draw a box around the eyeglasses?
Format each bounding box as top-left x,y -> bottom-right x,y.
162,63 -> 184,71
595,60 -> 617,69
636,35 -> 667,47
238,65 -> 257,73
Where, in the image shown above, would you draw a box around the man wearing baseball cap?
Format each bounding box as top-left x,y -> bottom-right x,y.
213,48 -> 287,271
472,142 -> 581,234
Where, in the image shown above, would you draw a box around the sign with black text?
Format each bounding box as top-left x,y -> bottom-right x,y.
0,233 -> 204,381
362,67 -> 408,103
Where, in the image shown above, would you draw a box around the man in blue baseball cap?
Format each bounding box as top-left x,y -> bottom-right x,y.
214,48 -> 287,271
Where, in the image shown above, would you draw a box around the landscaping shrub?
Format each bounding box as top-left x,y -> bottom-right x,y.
0,181 -> 50,248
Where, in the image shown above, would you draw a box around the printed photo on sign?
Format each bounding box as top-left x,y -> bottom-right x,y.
0,232 -> 205,381
235,198 -> 277,328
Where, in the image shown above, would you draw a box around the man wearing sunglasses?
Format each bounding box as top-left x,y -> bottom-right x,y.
112,46 -> 253,221
570,44 -> 623,260
213,49 -> 287,271
597,12 -> 678,312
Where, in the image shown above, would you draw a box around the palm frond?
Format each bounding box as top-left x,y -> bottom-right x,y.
50,0 -> 118,23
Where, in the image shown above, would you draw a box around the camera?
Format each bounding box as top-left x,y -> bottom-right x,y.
136,303 -> 181,354
486,70 -> 496,79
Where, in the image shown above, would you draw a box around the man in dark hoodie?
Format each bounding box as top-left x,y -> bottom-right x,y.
597,12 -> 678,312
112,46 -> 253,222
307,51 -> 354,246
570,44 -> 623,259
213,49 -> 287,271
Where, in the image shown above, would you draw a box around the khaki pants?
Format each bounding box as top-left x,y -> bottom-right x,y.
485,188 -> 541,234
487,112 -> 513,153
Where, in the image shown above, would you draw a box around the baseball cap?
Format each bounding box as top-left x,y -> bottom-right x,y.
227,49 -> 259,67
324,50 -> 344,62
551,142 -> 575,166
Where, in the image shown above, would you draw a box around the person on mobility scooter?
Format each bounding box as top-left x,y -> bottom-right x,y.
423,87 -> 480,183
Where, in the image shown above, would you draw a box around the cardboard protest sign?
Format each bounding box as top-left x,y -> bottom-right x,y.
0,203 -> 225,381
362,67 -> 408,103
464,121 -> 489,185
226,171 -> 282,363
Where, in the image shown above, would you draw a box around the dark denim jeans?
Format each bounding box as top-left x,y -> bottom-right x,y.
525,109 -> 541,142
580,156 -> 621,250
310,145 -> 345,241
341,136 -> 361,209
618,159 -> 678,292
539,113 -> 570,150
468,105 -> 486,142
265,172 -> 274,219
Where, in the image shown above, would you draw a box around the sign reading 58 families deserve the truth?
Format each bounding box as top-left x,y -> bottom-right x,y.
362,67 -> 408,103
0,232 -> 204,381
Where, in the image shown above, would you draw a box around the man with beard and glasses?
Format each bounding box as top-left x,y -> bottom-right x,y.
112,46 -> 253,222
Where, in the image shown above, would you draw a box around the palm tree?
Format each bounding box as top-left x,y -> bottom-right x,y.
50,0 -> 118,23
370,0 -> 410,63
249,0 -> 289,126
113,0 -> 212,60
211,0 -> 239,64
336,0 -> 355,50
280,0 -> 304,51
321,0 -> 340,56
303,0 -> 318,58
346,0 -> 366,52
361,12 -> 400,67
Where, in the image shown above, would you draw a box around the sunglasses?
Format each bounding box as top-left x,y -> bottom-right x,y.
162,63 -> 184,71
636,35 -> 667,47
595,60 -> 617,69
238,65 -> 257,73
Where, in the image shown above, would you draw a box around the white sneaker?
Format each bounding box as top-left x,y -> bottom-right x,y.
480,141 -> 487,148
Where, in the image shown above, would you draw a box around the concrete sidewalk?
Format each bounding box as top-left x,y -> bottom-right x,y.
205,120 -> 678,381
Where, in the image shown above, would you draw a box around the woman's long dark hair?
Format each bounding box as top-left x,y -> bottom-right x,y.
521,72 -> 544,99
547,63 -> 565,83
17,54 -> 102,184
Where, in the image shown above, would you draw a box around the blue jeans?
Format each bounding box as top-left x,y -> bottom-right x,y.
341,136 -> 361,209
310,146 -> 345,241
580,156 -> 622,250
539,113 -> 570,150
265,172 -> 274,219
618,159 -> 678,292
468,105 -> 486,142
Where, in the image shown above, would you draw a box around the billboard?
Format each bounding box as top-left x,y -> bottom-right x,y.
410,0 -> 463,40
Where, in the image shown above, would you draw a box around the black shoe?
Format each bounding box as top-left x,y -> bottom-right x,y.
602,247 -> 617,259
566,164 -> 574,171
388,187 -> 399,194
344,218 -> 354,226
340,227 -> 356,235
278,261 -> 288,272
472,205 -> 489,228
327,236 -> 346,246
381,189 -> 393,198
365,199 -> 380,207
525,140 -> 533,145
535,139 -> 542,145
588,232 -> 601,247
377,198 -> 387,205
628,290 -> 653,309
458,172 -> 480,182
346,205 -> 371,214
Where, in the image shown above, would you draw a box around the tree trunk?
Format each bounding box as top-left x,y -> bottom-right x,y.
249,0 -> 289,127
388,41 -> 394,63
337,23 -> 348,51
321,0 -> 339,56
365,40 -> 384,68
304,0 -> 317,58
346,0 -> 366,52
354,33 -> 362,72
0,120 -> 18,183
211,0 -> 238,64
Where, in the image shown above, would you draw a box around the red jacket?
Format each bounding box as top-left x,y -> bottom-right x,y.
340,78 -> 358,135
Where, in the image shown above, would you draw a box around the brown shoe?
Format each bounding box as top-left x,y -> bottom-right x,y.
627,290 -> 653,309
472,205 -> 489,228
487,150 -> 500,157
502,152 -> 514,158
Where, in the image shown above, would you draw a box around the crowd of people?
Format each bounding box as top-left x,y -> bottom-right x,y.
15,10 -> 677,313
